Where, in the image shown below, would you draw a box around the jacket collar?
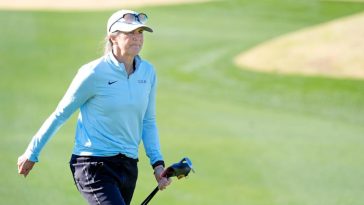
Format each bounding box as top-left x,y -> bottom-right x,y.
106,52 -> 142,72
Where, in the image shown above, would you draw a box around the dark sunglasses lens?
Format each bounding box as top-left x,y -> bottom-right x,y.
123,13 -> 137,23
138,13 -> 148,23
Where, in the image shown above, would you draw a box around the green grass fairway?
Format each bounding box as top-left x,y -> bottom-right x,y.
1,0 -> 364,204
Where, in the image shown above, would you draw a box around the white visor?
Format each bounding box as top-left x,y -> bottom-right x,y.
107,10 -> 153,33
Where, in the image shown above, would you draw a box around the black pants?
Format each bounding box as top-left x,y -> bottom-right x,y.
70,154 -> 138,205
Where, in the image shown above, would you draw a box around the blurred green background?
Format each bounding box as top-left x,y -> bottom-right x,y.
1,0 -> 364,204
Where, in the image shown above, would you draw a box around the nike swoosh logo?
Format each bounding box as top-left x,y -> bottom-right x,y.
108,80 -> 118,85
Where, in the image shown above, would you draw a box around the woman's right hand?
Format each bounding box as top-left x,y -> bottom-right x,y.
17,154 -> 35,178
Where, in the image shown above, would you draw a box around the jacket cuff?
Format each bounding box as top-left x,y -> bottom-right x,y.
152,160 -> 165,169
25,150 -> 39,162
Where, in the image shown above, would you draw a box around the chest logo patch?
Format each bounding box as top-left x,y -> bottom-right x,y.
108,80 -> 118,85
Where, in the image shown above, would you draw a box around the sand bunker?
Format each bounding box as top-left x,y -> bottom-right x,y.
235,12 -> 364,79
0,0 -> 210,10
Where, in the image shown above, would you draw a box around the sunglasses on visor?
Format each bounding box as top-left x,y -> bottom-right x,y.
109,13 -> 148,32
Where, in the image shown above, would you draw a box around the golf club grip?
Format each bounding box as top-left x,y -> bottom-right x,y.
141,186 -> 159,205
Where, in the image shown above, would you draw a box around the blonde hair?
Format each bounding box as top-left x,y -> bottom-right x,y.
104,32 -> 120,55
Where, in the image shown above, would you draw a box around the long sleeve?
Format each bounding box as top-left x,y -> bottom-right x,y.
24,66 -> 95,162
141,73 -> 163,166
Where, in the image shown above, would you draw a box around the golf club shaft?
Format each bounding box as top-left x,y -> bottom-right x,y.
141,186 -> 159,205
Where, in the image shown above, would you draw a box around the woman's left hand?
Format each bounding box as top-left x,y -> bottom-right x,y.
154,165 -> 172,190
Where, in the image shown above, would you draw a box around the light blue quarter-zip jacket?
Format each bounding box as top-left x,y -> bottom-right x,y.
24,52 -> 163,166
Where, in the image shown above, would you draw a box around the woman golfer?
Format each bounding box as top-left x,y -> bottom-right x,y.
17,9 -> 171,205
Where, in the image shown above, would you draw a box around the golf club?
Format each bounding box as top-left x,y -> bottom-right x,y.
141,157 -> 194,205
